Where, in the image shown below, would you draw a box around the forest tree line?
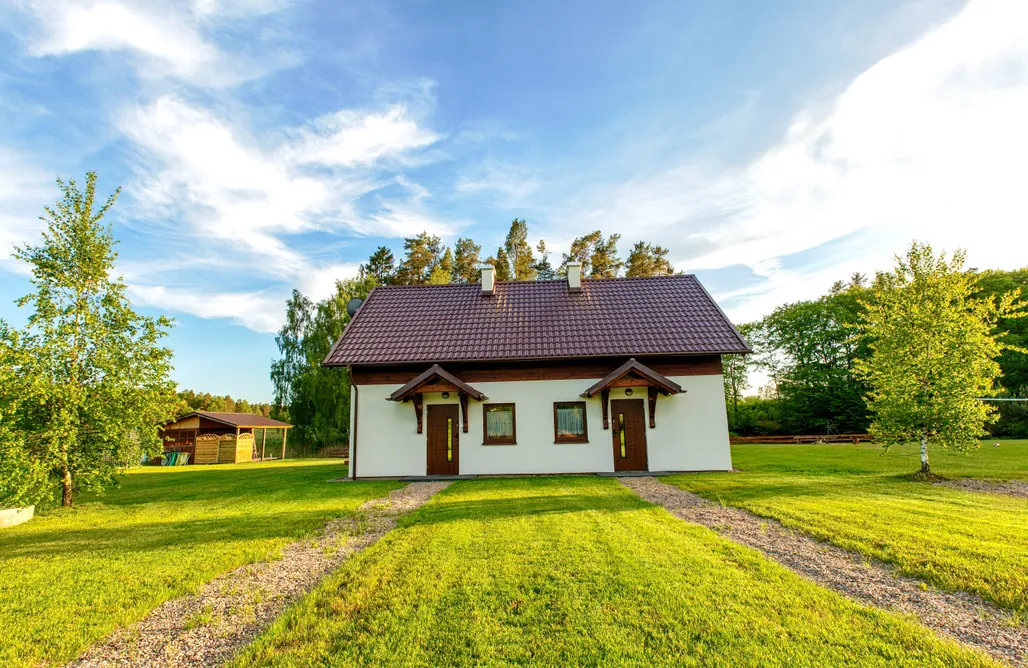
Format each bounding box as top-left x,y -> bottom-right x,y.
360,218 -> 677,285
724,268 -> 1028,438
174,390 -> 272,418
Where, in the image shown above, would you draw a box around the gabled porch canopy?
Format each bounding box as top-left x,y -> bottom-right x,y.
387,364 -> 488,434
581,358 -> 684,429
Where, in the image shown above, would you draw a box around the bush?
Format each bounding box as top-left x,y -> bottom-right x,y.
0,431 -> 52,510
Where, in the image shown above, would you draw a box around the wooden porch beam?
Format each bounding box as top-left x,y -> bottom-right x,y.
413,393 -> 424,434
601,388 -> 610,429
647,387 -> 658,428
459,391 -> 469,433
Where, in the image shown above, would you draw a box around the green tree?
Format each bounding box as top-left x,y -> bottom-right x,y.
487,247 -> 513,281
270,275 -> 378,451
625,241 -> 675,277
534,240 -> 556,280
561,231 -> 602,275
427,263 -> 452,284
361,246 -> 395,284
0,173 -> 178,507
755,290 -> 870,434
0,336 -> 49,508
504,218 -> 536,280
438,247 -> 455,280
722,323 -> 753,423
394,232 -> 444,284
854,242 -> 1027,475
974,268 -> 1028,395
453,237 -> 482,283
590,233 -> 623,278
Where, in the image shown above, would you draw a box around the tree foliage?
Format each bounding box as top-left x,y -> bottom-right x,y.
452,238 -> 482,283
394,233 -> 444,285
757,291 -> 870,434
174,390 -> 271,417
534,240 -> 556,280
854,242 -> 1027,474
0,173 -> 178,507
504,218 -> 537,280
625,241 -> 675,277
270,275 -> 378,451
360,246 -> 395,285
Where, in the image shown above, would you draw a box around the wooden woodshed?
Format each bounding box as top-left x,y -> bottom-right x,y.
160,411 -> 293,464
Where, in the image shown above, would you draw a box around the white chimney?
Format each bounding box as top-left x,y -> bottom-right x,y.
478,264 -> 495,295
566,261 -> 582,292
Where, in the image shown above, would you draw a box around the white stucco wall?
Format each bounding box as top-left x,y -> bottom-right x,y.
351,373 -> 732,477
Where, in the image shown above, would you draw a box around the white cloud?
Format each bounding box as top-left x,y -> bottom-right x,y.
119,96 -> 342,275
127,284 -> 284,333
19,0 -> 291,86
286,106 -> 441,169
115,94 -> 458,330
567,0 -> 1028,322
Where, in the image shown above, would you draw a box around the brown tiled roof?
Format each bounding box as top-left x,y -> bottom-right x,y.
188,411 -> 292,428
324,275 -> 750,366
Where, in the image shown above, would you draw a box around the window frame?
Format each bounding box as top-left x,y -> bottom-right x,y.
482,403 -> 517,445
553,401 -> 589,444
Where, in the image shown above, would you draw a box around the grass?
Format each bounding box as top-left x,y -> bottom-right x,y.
0,459 -> 401,667
664,440 -> 1028,613
235,477 -> 997,667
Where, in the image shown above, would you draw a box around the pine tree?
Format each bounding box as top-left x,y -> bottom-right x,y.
504,218 -> 537,280
625,241 -> 675,277
453,237 -> 483,283
487,247 -> 513,281
534,240 -> 556,280
590,233 -> 623,278
395,232 -> 444,284
361,246 -> 395,284
561,231 -> 602,275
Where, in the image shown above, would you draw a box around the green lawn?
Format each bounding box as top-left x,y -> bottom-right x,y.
0,459 -> 400,667
665,441 -> 1028,613
236,477 -> 996,667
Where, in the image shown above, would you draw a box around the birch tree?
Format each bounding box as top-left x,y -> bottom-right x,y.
1,173 -> 179,506
854,242 -> 1027,475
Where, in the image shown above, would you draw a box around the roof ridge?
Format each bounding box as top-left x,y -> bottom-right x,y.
373,274 -> 696,289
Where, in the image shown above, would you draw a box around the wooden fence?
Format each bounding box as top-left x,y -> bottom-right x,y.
730,434 -> 873,445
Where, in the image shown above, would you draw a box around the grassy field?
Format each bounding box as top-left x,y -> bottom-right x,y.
235,477 -> 996,667
0,459 -> 399,667
665,441 -> 1028,613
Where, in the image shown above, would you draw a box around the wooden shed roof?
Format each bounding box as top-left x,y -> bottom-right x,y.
167,411 -> 292,429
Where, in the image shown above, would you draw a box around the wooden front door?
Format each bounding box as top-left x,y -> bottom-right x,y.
611,399 -> 648,472
427,404 -> 459,476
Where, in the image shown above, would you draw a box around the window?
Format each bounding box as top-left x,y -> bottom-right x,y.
554,402 -> 588,443
483,403 -> 516,444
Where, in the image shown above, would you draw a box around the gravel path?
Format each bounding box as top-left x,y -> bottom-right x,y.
70,482 -> 450,668
936,479 -> 1028,499
620,476 -> 1027,667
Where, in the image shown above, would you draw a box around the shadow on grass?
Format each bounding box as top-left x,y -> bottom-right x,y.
0,507 -> 359,560
83,463 -> 386,508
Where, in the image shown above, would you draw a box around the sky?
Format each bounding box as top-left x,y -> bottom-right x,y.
1,0 -> 1026,402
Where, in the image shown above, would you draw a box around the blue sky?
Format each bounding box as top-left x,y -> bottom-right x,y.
1,0 -> 1026,401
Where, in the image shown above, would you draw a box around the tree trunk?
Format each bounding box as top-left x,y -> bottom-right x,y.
61,464 -> 74,507
920,431 -> 930,475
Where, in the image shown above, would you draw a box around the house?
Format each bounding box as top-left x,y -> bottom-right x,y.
323,263 -> 750,479
161,411 -> 293,464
